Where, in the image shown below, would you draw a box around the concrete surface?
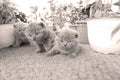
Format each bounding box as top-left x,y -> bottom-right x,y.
0,44 -> 120,80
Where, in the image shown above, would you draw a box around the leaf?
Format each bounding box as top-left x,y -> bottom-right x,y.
111,23 -> 120,44
111,24 -> 120,39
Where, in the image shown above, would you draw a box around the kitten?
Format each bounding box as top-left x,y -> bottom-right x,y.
25,22 -> 55,53
13,22 -> 29,47
46,28 -> 81,58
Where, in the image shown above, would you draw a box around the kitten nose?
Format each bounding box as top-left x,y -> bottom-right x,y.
64,43 -> 67,46
33,37 -> 36,41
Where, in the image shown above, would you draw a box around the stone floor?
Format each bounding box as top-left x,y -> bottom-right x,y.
0,44 -> 120,80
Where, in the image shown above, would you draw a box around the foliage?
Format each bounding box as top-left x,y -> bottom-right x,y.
0,0 -> 27,24
0,0 -> 18,24
46,0 -> 113,25
46,0 -> 89,26
69,1 -> 89,24
102,4 -> 113,17
47,0 -> 70,28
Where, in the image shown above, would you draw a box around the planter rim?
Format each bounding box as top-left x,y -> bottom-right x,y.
69,24 -> 87,27
88,17 -> 120,21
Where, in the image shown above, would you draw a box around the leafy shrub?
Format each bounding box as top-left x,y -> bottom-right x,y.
47,0 -> 70,28
69,1 -> 89,24
0,0 -> 28,24
0,1 -> 18,24
47,0 -> 89,25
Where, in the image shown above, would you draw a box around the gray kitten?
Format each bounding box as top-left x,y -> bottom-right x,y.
46,28 -> 81,58
25,22 -> 55,53
13,22 -> 29,47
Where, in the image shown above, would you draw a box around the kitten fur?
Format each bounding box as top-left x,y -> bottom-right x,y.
25,22 -> 55,53
13,22 -> 29,47
46,28 -> 81,58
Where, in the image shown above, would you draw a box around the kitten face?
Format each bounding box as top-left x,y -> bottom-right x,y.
14,25 -> 26,34
25,22 -> 47,43
56,29 -> 79,53
13,22 -> 27,36
13,22 -> 29,47
28,30 -> 48,42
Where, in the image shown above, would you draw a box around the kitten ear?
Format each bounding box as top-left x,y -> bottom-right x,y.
38,22 -> 46,28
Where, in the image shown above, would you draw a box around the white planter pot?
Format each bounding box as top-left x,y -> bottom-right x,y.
69,21 -> 89,44
87,18 -> 120,54
0,24 -> 15,49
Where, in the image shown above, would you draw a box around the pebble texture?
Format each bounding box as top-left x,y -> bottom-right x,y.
0,44 -> 120,80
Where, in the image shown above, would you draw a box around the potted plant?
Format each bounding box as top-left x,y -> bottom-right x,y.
0,0 -> 19,49
0,0 -> 18,24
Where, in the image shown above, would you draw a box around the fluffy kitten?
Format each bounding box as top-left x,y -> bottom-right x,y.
25,22 -> 55,53
13,22 -> 29,47
46,28 -> 81,58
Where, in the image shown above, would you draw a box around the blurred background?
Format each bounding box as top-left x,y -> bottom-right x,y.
0,0 -> 120,26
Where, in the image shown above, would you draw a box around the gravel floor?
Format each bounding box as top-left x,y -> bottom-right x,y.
0,44 -> 120,80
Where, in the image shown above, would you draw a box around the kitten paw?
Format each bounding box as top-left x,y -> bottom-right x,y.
46,51 -> 60,57
36,49 -> 45,53
45,53 -> 54,57
35,50 -> 41,53
12,44 -> 20,47
68,53 -> 77,58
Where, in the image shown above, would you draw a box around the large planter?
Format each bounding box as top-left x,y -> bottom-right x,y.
69,20 -> 89,44
0,24 -> 15,49
87,18 -> 120,54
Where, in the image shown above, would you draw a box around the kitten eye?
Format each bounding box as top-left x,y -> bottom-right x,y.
75,34 -> 78,38
29,34 -> 32,37
52,40 -> 54,43
38,22 -> 45,28
19,30 -> 21,32
61,40 -> 63,42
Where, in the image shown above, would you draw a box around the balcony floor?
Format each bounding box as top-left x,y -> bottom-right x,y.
0,44 -> 120,80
